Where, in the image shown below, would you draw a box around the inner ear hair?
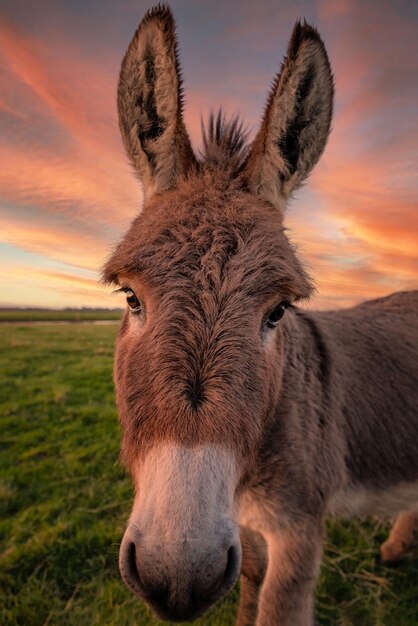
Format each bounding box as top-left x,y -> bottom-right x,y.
117,4 -> 196,199
242,20 -> 334,209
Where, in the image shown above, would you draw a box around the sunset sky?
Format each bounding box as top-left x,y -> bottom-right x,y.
1,0 -> 417,310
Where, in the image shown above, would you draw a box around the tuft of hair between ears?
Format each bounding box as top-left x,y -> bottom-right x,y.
200,110 -> 249,175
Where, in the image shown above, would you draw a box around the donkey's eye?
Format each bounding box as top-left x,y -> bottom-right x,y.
123,288 -> 142,313
266,301 -> 288,329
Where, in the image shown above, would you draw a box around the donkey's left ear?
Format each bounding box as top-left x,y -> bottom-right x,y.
242,20 -> 334,209
118,5 -> 197,200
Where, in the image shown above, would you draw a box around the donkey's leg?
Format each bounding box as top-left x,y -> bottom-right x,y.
255,520 -> 323,626
380,511 -> 418,563
236,526 -> 268,626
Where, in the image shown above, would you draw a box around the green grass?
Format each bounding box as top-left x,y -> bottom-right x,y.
0,309 -> 122,322
1,324 -> 417,625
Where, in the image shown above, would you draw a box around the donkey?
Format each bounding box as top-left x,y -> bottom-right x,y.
104,5 -> 418,625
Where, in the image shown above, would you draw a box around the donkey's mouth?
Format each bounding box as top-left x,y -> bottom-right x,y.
143,559 -> 241,624
146,592 -> 208,623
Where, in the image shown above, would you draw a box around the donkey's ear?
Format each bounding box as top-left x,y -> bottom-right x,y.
242,20 -> 333,209
118,4 -> 196,199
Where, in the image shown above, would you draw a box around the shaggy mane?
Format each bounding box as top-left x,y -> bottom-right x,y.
200,110 -> 249,173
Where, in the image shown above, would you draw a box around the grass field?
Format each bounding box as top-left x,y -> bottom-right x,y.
0,309 -> 123,322
1,323 -> 418,626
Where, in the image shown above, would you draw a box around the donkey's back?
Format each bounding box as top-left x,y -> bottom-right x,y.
318,290 -> 418,518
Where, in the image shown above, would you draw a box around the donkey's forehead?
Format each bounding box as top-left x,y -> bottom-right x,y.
107,186 -> 280,274
137,178 -> 280,236
104,187 -> 313,302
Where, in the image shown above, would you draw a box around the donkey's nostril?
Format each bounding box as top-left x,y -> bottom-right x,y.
120,540 -> 144,595
127,542 -> 138,577
222,544 -> 240,590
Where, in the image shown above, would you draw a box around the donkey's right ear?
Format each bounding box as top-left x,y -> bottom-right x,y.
242,20 -> 334,210
118,4 -> 196,200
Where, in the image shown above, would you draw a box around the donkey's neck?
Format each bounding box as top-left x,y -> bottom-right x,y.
278,307 -> 336,430
247,307 -> 346,516
254,299 -> 418,511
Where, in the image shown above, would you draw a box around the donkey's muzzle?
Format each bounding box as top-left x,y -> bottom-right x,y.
119,524 -> 241,621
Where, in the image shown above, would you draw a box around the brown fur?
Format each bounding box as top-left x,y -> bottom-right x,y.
106,5 -> 418,625
117,4 -> 196,197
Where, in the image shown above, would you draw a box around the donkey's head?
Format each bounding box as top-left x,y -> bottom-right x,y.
104,5 -> 333,622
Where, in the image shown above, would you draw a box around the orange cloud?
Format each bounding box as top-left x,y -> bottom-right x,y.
1,264 -> 116,308
1,214 -> 108,270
